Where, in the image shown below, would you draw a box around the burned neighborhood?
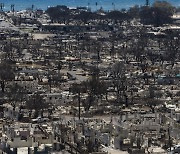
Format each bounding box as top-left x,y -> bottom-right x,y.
0,1 -> 179,154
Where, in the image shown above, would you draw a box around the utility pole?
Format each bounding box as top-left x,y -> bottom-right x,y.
78,91 -> 81,120
168,124 -> 171,152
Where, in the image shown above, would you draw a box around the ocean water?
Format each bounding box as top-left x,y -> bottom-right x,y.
0,0 -> 180,11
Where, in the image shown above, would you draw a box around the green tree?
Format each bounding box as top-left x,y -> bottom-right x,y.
105,10 -> 130,22
153,1 -> 175,14
46,5 -> 70,23
128,5 -> 140,18
26,94 -> 50,118
86,73 -> 107,101
83,93 -> 95,112
74,11 -> 101,24
140,1 -> 175,26
0,61 -> 15,93
163,30 -> 180,67
111,61 -> 128,105
70,69 -> 107,113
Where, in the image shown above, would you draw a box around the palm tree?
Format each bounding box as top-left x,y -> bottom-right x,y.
95,2 -> 98,11
11,4 -> 15,12
0,3 -> 4,11
88,3 -> 90,10
32,4 -> 34,11
146,0 -> 149,6
112,2 -> 115,10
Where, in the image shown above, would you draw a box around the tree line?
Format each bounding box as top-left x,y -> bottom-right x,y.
46,1 -> 177,26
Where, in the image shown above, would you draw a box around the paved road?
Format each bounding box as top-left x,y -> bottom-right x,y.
102,146 -> 128,154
